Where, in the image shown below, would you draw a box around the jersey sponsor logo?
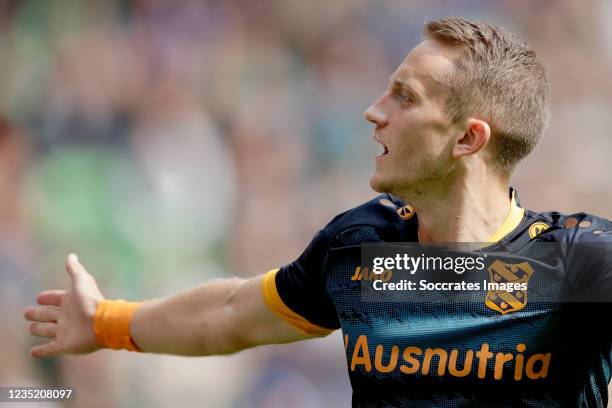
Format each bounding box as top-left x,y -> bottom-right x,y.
485,260 -> 533,315
528,222 -> 550,238
345,334 -> 550,381
351,266 -> 393,282
397,205 -> 415,220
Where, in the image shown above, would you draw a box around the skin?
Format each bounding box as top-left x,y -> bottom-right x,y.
365,39 -> 511,243
25,255 -> 309,357
25,39 -> 517,357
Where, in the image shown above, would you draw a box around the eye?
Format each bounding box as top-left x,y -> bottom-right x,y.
392,88 -> 413,103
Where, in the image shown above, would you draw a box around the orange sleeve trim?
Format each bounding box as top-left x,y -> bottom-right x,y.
261,269 -> 334,337
93,300 -> 143,352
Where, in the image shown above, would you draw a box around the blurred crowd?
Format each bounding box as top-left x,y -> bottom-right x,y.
0,0 -> 610,407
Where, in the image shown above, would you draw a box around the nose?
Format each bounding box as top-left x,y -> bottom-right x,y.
364,97 -> 387,127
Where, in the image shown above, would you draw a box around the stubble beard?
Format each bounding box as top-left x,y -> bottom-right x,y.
370,153 -> 456,202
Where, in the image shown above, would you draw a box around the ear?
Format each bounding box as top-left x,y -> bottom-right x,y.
452,118 -> 491,159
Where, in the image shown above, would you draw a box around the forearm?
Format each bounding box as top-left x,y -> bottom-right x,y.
26,255 -> 311,359
130,277 -> 254,356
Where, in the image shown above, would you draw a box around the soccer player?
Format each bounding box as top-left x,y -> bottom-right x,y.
24,17 -> 612,406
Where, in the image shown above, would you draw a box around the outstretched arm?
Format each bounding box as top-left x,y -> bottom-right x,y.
25,254 -> 318,358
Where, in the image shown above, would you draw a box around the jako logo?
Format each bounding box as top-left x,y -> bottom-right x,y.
351,266 -> 393,282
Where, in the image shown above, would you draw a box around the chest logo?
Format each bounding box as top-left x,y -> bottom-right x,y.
485,260 -> 534,315
528,222 -> 549,238
397,205 -> 415,220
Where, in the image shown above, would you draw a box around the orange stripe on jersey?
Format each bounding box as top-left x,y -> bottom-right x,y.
261,269 -> 334,337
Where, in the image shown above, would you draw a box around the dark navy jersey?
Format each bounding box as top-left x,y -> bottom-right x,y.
262,192 -> 612,407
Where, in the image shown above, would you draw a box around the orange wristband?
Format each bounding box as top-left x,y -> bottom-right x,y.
93,300 -> 142,352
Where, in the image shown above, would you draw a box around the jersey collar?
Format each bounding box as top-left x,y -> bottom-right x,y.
485,189 -> 525,243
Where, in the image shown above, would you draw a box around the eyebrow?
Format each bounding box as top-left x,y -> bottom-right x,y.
389,78 -> 419,97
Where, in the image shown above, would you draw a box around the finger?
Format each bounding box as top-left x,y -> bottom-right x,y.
29,341 -> 61,358
30,322 -> 57,338
24,306 -> 60,323
36,290 -> 66,306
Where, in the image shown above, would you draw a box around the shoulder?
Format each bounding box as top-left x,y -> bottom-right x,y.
528,212 -> 612,300
286,195 -> 417,271
315,194 -> 417,248
522,209 -> 612,243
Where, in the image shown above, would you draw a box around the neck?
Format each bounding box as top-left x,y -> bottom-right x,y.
398,172 -> 517,244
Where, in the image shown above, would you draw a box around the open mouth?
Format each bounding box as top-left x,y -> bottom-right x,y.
377,141 -> 389,157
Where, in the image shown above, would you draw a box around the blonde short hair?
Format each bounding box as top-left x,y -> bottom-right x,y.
423,17 -> 550,175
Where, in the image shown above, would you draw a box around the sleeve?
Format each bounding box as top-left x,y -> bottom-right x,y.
566,227 -> 612,301
564,224 -> 612,340
261,228 -> 341,337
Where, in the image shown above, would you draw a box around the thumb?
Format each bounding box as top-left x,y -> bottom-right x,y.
65,253 -> 105,301
66,253 -> 87,284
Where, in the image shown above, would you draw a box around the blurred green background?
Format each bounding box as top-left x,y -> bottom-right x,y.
1,0 -> 611,406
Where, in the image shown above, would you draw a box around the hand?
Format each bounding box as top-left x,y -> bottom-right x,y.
25,254 -> 105,358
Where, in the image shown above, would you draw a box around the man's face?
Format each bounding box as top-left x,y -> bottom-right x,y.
365,40 -> 463,197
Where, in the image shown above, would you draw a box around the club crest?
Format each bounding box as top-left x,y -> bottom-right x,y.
485,260 -> 533,315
